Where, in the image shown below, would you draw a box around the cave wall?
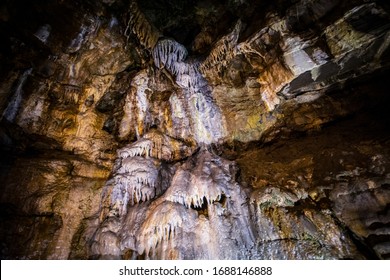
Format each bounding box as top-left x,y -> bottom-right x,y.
0,0 -> 389,259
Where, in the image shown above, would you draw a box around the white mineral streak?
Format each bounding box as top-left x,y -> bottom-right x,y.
133,72 -> 150,138
187,88 -> 225,145
118,89 -> 136,140
17,82 -> 48,132
68,24 -> 90,53
168,93 -> 192,140
34,24 -> 51,43
250,186 -> 301,208
2,68 -> 32,122
282,36 -> 319,76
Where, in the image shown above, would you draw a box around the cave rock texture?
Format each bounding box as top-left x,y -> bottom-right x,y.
1,0 -> 390,259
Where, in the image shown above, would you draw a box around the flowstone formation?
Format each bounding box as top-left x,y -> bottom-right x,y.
91,147 -> 255,259
1,0 -> 390,259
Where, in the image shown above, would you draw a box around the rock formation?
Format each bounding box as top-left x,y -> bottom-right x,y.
0,0 -> 389,259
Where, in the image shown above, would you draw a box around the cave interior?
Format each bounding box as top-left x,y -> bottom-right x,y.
0,0 -> 390,260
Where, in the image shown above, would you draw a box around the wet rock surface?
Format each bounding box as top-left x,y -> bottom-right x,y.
0,0 -> 390,259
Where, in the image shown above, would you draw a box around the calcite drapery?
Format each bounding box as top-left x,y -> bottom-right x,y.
94,148 -> 255,259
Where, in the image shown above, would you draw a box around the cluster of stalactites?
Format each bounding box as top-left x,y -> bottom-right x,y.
152,39 -> 208,92
125,1 -> 216,107
165,169 -> 228,209
118,138 -> 163,160
164,150 -> 233,209
169,192 -> 225,209
134,150 -> 238,257
125,0 -> 161,49
152,39 -> 188,71
200,20 -> 242,76
105,129 -> 197,217
117,129 -> 195,162
137,202 -> 197,257
109,156 -> 161,216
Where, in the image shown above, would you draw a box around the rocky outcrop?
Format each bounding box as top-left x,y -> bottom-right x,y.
0,0 -> 132,259
0,0 -> 390,259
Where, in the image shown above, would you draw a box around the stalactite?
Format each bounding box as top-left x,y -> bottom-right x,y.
136,202 -> 198,257
151,37 -> 212,94
93,138 -> 259,259
118,129 -> 195,162
136,19 -> 226,145
236,27 -> 270,61
125,0 -> 161,49
118,138 -> 156,159
153,41 -> 226,144
152,39 -> 188,71
200,20 -> 242,78
164,149 -> 233,209
107,156 -> 161,216
102,128 -> 197,218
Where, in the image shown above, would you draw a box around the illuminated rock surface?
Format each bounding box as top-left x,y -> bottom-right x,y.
0,0 -> 390,259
